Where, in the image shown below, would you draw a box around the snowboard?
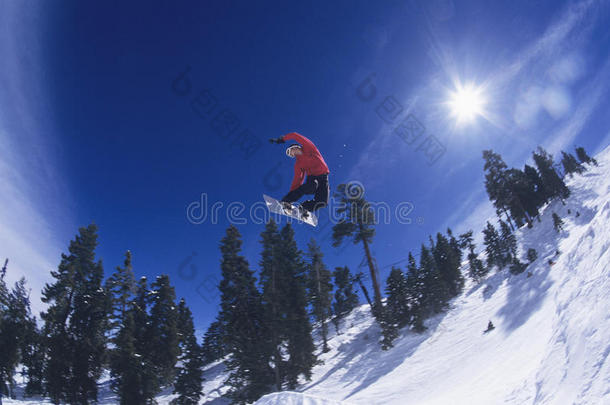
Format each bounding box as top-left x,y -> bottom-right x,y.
263,194 -> 318,227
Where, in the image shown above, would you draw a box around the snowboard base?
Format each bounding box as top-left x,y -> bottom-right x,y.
263,194 -> 318,227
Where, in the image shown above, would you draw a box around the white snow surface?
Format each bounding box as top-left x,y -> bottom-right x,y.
254,392 -> 350,405
4,147 -> 610,405
249,147 -> 610,405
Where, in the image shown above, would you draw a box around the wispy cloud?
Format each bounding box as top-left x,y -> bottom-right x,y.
0,2 -> 73,317
595,131 -> 610,154
491,0 -> 597,88
444,0 -> 603,235
544,54 -> 610,154
347,1 -> 600,194
0,148 -> 63,317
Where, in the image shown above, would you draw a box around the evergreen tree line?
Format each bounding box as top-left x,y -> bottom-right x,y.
0,259 -> 40,401
1,146 -> 596,404
0,225 -> 203,405
480,145 -> 597,272
201,222 -> 361,404
379,145 -> 597,348
380,229 -> 464,349
483,145 -> 596,229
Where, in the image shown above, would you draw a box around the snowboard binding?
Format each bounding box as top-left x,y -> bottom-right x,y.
281,201 -> 310,219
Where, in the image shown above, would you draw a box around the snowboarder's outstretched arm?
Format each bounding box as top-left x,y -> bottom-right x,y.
269,131 -> 329,192
282,132 -> 317,154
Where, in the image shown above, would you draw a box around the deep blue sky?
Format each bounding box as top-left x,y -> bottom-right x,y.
2,0 -> 609,333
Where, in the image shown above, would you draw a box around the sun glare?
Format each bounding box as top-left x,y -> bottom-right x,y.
448,83 -> 486,124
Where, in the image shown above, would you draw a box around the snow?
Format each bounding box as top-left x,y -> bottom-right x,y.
254,392 -> 352,405
249,148 -> 610,405
4,148 -> 610,405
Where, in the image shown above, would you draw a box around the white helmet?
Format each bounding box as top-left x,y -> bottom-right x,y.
286,144 -> 301,157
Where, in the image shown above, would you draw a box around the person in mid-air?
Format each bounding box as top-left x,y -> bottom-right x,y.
269,132 -> 330,218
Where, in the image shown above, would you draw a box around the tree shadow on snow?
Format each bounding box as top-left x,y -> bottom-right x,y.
303,312 -> 448,400
495,210 -> 563,332
496,186 -> 602,332
496,263 -> 553,332
466,271 -> 505,301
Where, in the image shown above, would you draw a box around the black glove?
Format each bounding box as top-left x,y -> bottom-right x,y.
269,137 -> 285,144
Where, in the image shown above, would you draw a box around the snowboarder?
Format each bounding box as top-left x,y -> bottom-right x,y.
269,132 -> 330,218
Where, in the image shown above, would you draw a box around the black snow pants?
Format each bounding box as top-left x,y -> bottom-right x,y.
281,173 -> 329,212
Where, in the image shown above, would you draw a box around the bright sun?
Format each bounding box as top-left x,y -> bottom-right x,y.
448,83 -> 486,124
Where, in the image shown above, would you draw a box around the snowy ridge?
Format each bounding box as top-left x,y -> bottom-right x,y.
255,392 -> 352,405
245,146 -> 610,405
4,147 -> 609,405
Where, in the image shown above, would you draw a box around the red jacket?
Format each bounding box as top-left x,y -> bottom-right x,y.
283,132 -> 330,191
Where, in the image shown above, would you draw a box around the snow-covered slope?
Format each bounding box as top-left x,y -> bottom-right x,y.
255,392 -> 349,405
4,148 -> 609,405
248,147 -> 610,405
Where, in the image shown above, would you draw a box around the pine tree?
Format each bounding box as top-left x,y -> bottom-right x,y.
0,259 -> 6,303
404,253 -> 425,331
0,258 -> 6,281
331,266 -> 359,331
201,319 -> 224,365
527,248 -> 538,263
105,250 -> 136,335
149,275 -> 180,387
561,151 -> 585,176
40,224 -> 110,405
433,232 -> 464,298
1,275 -> 35,399
385,267 -> 409,327
419,244 -> 447,315
353,272 -> 373,308
107,250 -> 139,403
172,298 -> 204,405
332,183 -> 382,316
575,146 -> 597,166
446,228 -> 463,265
21,316 -> 45,397
218,226 -> 273,403
258,220 -> 287,390
110,310 -> 144,405
482,150 -> 513,227
110,274 -> 171,404
498,221 -> 526,274
15,279 -> 40,394
305,239 -> 333,353
380,267 -> 409,349
524,164 -> 546,209
131,277 -> 161,403
459,231 -> 486,281
278,225 -> 316,389
505,168 -> 537,227
499,220 -> 517,267
552,212 -> 564,232
483,222 -> 503,271
533,147 -> 570,201
0,259 -> 14,400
